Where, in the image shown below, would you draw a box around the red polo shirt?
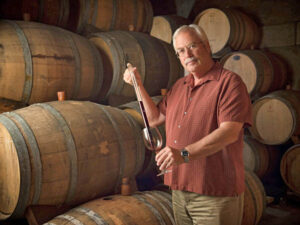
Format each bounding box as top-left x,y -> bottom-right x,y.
158,62 -> 252,196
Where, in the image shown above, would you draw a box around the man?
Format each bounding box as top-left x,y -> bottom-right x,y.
123,24 -> 252,225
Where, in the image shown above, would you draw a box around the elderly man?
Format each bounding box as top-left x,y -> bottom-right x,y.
123,24 -> 252,225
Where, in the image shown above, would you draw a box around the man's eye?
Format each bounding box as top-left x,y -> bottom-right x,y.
177,49 -> 184,54
190,43 -> 197,49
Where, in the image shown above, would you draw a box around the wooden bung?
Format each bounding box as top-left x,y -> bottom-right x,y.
161,89 -> 168,96
23,13 -> 31,21
57,91 -> 66,101
121,177 -> 131,196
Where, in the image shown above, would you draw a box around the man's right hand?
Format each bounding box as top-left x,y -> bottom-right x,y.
123,63 -> 142,86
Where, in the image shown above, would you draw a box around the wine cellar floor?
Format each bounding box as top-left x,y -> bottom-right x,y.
258,197 -> 300,225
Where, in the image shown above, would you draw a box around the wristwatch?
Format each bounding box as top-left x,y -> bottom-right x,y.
181,149 -> 190,163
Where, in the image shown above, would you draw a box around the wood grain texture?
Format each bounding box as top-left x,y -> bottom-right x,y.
150,15 -> 190,43
243,136 -> 280,179
0,21 -> 103,104
0,101 -> 145,219
44,190 -> 174,225
250,90 -> 300,145
221,50 -> 287,99
90,31 -> 183,102
193,8 -> 259,57
0,0 -> 153,33
243,170 -> 266,225
280,144 -> 300,195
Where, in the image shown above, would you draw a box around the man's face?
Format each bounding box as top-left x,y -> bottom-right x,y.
174,30 -> 211,74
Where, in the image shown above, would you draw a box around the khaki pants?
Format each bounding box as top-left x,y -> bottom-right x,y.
172,190 -> 244,225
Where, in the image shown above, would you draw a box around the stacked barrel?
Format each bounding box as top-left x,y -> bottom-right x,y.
0,2 -> 296,225
193,7 -> 300,225
193,8 -> 260,58
0,0 -> 185,224
0,0 -> 153,33
89,31 -> 183,104
221,50 -> 288,100
43,170 -> 267,225
117,97 -> 267,225
192,7 -> 269,225
44,190 -> 175,225
0,101 -> 145,219
0,20 -> 103,105
150,15 -> 190,44
248,90 -> 300,197
0,21 -> 183,106
193,6 -> 300,225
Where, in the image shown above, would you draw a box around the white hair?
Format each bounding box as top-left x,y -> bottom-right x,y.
172,24 -> 211,54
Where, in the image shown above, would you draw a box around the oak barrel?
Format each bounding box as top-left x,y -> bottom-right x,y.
221,50 -> 287,98
280,144 -> 300,195
77,0 -> 153,33
0,101 -> 144,219
0,0 -> 80,31
194,8 -> 259,58
44,190 -> 174,225
0,20 -> 103,104
161,42 -> 184,89
250,90 -> 300,145
243,135 -> 280,178
44,172 -> 265,225
243,170 -> 266,225
0,0 -> 153,33
150,15 -> 190,43
89,31 -> 183,102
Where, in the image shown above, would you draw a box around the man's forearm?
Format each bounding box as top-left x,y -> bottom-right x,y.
138,84 -> 165,127
186,121 -> 243,160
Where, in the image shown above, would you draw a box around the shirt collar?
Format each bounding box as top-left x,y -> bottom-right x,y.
184,62 -> 222,87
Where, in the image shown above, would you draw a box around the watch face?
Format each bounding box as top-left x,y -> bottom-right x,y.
181,149 -> 189,163
182,151 -> 188,156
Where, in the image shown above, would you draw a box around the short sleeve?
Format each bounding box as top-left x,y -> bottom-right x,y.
218,75 -> 252,127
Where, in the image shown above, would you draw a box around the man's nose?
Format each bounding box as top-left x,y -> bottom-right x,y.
183,47 -> 193,57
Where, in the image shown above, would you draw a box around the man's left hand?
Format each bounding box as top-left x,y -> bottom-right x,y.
155,146 -> 185,171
